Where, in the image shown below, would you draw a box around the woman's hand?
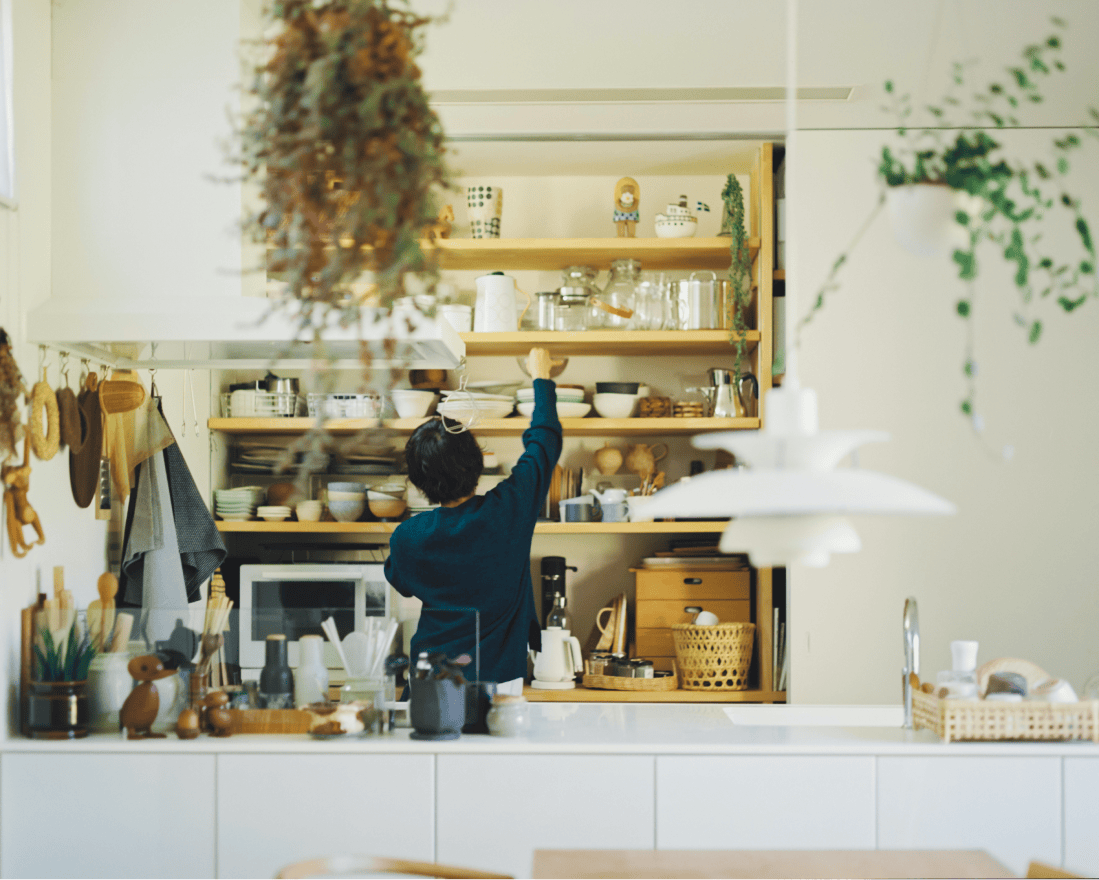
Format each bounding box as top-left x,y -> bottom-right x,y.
526,347 -> 562,380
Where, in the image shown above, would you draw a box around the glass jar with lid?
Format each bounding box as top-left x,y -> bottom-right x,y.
602,259 -> 641,329
555,287 -> 595,330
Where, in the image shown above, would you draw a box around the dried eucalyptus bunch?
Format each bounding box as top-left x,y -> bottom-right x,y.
238,0 -> 453,477
0,329 -> 26,464
242,0 -> 450,314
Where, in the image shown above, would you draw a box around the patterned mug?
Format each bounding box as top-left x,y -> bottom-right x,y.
466,185 -> 502,239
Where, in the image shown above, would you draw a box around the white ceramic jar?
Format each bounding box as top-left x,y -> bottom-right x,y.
295,634 -> 329,707
87,651 -> 134,733
486,694 -> 530,736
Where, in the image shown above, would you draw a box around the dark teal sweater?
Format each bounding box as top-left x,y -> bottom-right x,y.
384,379 -> 562,683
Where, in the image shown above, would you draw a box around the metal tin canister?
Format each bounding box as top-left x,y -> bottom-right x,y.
629,659 -> 654,679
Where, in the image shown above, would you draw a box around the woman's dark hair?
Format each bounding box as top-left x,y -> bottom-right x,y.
405,417 -> 483,505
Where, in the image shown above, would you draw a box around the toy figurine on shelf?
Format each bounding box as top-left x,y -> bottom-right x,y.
423,204 -> 453,240
120,655 -> 175,739
613,177 -> 640,237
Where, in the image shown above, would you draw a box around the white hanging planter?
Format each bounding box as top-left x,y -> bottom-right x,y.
885,183 -> 963,257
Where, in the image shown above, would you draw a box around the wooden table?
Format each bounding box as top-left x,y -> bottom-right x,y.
532,849 -> 1015,879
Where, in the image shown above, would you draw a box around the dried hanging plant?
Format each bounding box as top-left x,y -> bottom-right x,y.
0,329 -> 26,464
237,0 -> 453,478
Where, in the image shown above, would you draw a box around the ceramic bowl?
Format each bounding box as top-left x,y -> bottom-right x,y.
389,389 -> 438,419
368,496 -> 407,520
327,498 -> 365,523
516,400 -> 591,418
259,512 -> 290,522
327,482 -> 367,494
592,392 -> 638,418
328,490 -> 368,503
295,502 -> 324,522
266,482 -> 298,506
595,382 -> 640,395
373,483 -> 408,498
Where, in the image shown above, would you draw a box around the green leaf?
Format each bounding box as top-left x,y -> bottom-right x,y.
954,211 -> 969,225
884,80 -> 894,93
1059,294 -> 1087,312
961,400 -> 973,415
1058,157 -> 1069,175
964,360 -> 975,377
1029,320 -> 1042,344
1076,217 -> 1094,253
953,249 -> 977,281
956,299 -> 971,317
1081,261 -> 1094,275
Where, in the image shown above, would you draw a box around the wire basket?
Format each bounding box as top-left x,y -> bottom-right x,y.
306,393 -> 381,419
221,392 -> 303,418
672,622 -> 755,691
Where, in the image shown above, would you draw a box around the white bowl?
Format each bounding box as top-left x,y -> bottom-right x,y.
389,389 -> 438,419
373,483 -> 408,497
327,498 -> 365,523
259,512 -> 289,522
592,392 -> 638,418
516,400 -> 592,418
296,503 -> 324,522
328,490 -> 368,502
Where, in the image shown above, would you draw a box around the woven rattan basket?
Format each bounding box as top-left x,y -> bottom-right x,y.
913,689 -> 1099,743
672,622 -> 755,690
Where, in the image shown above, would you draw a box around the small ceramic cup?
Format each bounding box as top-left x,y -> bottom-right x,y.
466,185 -> 503,239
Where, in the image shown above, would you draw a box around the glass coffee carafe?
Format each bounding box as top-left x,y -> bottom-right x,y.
601,259 -> 640,330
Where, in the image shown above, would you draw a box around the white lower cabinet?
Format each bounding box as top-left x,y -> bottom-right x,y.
1064,757 -> 1099,878
436,755 -> 655,878
876,756 -> 1061,877
216,753 -> 435,879
655,755 -> 876,850
0,752 -> 216,879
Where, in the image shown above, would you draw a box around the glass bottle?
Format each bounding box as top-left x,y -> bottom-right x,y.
601,259 -> 640,329
546,591 -> 570,631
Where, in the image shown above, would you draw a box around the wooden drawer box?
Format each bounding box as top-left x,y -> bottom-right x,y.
632,568 -> 753,673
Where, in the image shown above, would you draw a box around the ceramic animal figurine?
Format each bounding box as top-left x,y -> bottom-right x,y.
120,654 -> 175,739
2,439 -> 45,558
424,204 -> 453,240
614,177 -> 640,237
175,707 -> 201,739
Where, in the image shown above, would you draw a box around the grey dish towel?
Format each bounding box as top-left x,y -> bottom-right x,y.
120,441 -> 226,607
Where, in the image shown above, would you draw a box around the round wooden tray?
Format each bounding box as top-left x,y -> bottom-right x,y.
582,672 -> 679,692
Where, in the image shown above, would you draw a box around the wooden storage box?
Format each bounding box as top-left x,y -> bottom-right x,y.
632,568 -> 751,674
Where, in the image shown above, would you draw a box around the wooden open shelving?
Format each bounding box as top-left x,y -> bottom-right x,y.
208,415 -> 759,437
460,329 -> 755,358
281,236 -> 754,272
215,520 -> 727,535
523,685 -> 786,703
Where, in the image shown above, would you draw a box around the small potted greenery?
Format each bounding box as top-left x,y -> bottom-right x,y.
721,175 -> 754,389
28,612 -> 97,739
807,16 -> 1096,423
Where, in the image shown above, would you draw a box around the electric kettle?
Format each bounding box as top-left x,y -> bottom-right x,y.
530,627 -> 583,690
474,272 -> 531,332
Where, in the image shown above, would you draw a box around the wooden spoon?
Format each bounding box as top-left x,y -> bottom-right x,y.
97,572 -> 118,651
99,370 -> 146,415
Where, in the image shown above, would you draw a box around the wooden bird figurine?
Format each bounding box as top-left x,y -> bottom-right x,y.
120,654 -> 175,739
204,690 -> 232,737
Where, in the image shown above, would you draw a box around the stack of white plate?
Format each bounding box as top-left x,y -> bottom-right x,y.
515,386 -> 591,418
256,505 -> 292,522
437,391 -> 515,420
214,487 -> 265,521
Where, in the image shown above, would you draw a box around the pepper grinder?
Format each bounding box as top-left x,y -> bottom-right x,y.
259,634 -> 294,709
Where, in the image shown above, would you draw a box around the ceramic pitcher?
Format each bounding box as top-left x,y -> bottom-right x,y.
625,442 -> 668,481
474,273 -> 531,332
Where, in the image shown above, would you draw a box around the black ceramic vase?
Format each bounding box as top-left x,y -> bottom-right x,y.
409,678 -> 466,741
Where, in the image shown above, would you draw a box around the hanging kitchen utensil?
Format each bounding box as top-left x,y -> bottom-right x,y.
28,360 -> 60,461
69,372 -> 103,508
99,370 -> 146,415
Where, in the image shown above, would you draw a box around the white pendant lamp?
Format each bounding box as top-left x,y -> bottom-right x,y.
638,0 -> 955,568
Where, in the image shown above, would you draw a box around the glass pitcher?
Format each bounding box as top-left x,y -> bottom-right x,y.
601,259 -> 640,330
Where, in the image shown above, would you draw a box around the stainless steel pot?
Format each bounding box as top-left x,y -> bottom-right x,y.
264,373 -> 300,395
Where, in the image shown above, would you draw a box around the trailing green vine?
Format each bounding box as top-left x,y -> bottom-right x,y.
722,175 -> 752,378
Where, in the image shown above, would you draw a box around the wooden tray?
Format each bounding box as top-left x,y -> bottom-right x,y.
913,689 -> 1099,743
227,708 -> 310,735
581,672 -> 678,692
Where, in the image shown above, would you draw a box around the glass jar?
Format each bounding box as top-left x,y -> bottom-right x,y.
602,259 -> 641,329
633,271 -> 669,330
555,287 -> 595,331
534,291 -> 559,330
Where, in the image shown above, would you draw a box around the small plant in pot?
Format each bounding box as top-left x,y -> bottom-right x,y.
806,16 -> 1098,431
28,611 -> 97,739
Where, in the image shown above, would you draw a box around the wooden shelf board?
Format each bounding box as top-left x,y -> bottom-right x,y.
425,237 -> 756,271
460,330 -> 758,357
523,686 -> 786,703
216,520 -> 728,535
208,416 -> 760,436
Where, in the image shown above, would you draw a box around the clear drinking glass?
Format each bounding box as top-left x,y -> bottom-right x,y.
634,272 -> 668,330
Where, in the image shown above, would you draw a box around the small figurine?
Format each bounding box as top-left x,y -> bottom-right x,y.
120,655 -> 175,739
655,195 -> 701,239
3,439 -> 45,558
424,204 -> 454,240
614,177 -> 640,237
204,690 -> 232,737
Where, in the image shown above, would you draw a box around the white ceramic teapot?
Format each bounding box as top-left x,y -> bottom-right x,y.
474,272 -> 531,332
530,627 -> 583,690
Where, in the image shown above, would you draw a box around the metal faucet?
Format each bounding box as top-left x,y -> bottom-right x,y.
902,597 -> 920,729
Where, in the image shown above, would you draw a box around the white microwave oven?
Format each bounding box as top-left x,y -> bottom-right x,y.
238,563 -> 392,672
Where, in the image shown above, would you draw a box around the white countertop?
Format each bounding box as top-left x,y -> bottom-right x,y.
5,703 -> 1099,756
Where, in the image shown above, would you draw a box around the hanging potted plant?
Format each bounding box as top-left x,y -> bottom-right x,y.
237,0 -> 452,475
805,16 -> 1097,427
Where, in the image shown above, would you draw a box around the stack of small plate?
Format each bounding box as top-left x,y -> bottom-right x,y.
437,391 -> 515,420
515,386 -> 591,418
213,487 -> 265,521
256,505 -> 292,522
